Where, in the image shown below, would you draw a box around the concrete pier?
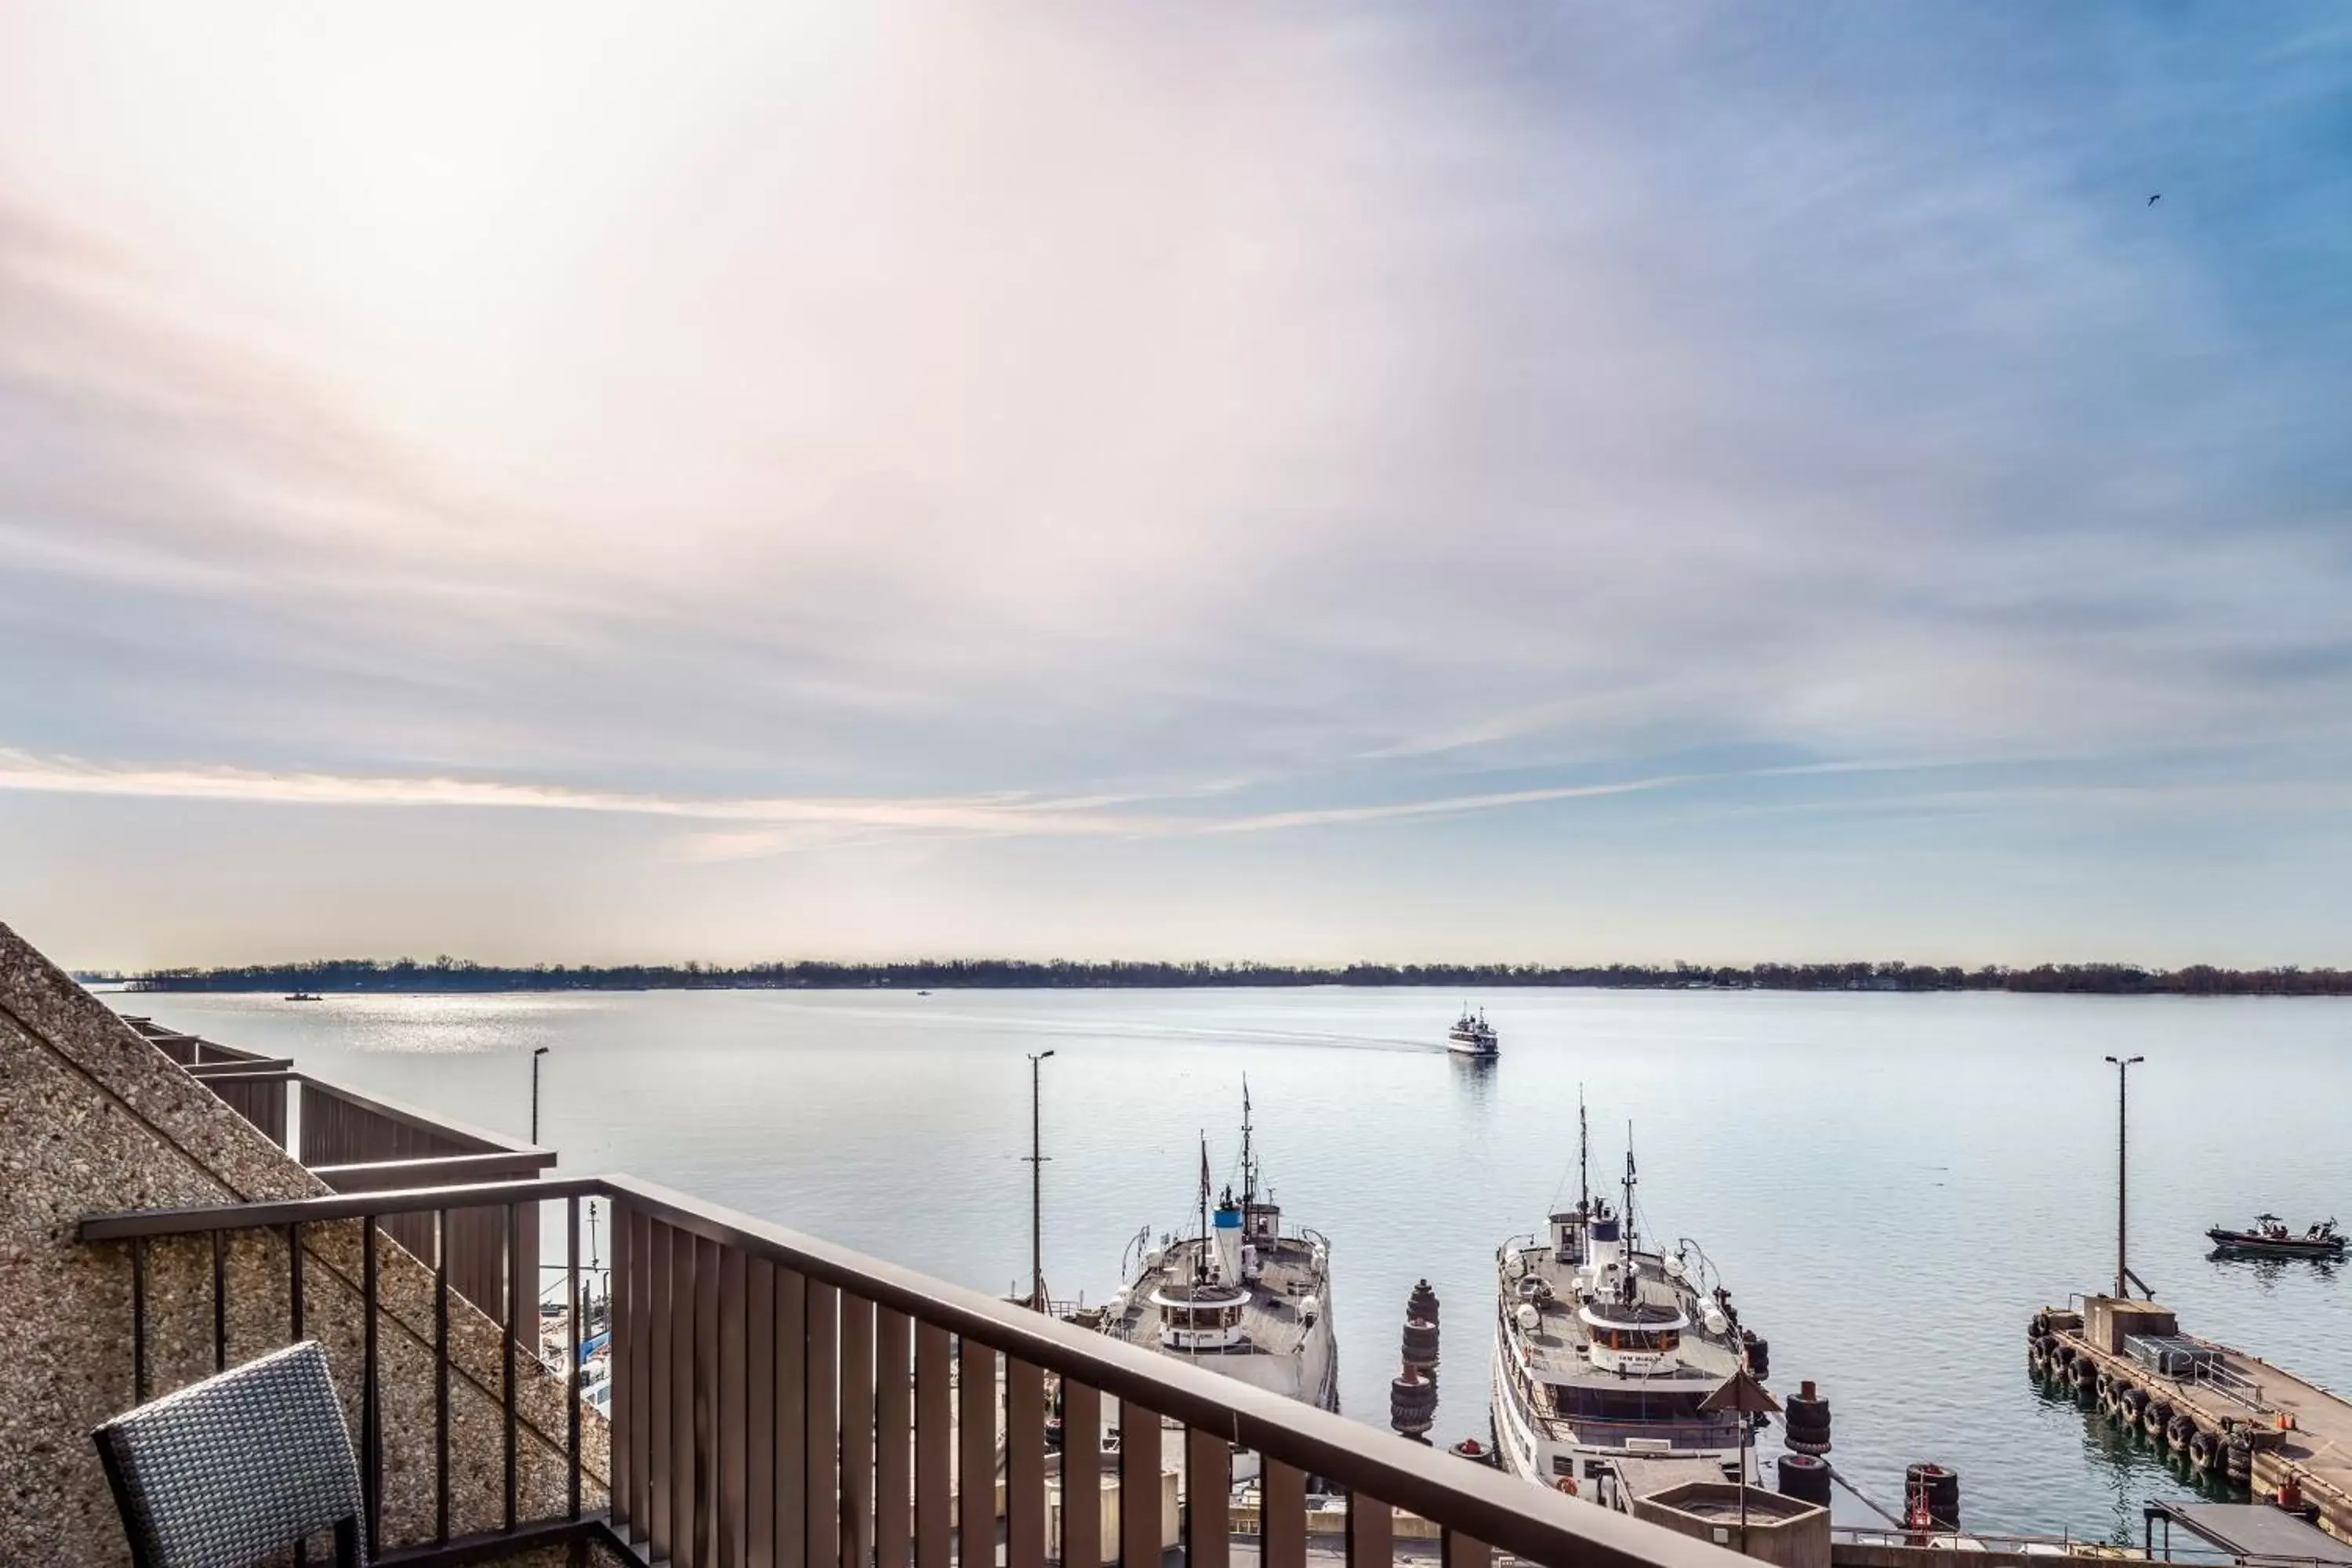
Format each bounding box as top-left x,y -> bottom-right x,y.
2031,1297 -> 2352,1549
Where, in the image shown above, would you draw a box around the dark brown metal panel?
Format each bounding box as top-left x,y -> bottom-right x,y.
1006,1359 -> 1045,1568
1261,1460 -> 1306,1568
1440,1529 -> 1491,1568
804,1281 -> 840,1568
436,1212 -> 451,1544
615,1204 -> 639,1541
205,1073 -> 289,1148
1120,1397 -> 1160,1568
721,1244 -> 748,1568
505,1203 -> 522,1533
567,1196 -> 583,1522
1348,1490 -> 1392,1568
1060,1382 -> 1101,1568
698,1234 -> 722,1568
777,1270 -> 808,1568
1184,1427 -> 1230,1568
874,1308 -> 913,1568
747,1257 -> 777,1568
652,1218 -> 676,1562
675,1228 -> 702,1568
840,1294 -> 876,1568
959,1339 -> 997,1568
914,1322 -> 952,1568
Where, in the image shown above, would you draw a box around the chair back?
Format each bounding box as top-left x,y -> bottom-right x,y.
93,1340 -> 364,1568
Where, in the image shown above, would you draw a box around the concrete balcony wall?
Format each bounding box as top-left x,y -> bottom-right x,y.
0,918 -> 608,1565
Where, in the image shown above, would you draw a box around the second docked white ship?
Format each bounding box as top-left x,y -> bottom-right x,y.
1095,1091 -> 1338,1411
1490,1112 -> 1766,1503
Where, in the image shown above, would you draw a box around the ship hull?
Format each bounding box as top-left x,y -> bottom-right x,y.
2206,1229 -> 2344,1258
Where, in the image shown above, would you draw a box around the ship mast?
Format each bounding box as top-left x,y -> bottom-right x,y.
1578,1085 -> 1589,1219
1241,1076 -> 1255,1210
1621,1127 -> 1639,1305
1196,1131 -> 1210,1283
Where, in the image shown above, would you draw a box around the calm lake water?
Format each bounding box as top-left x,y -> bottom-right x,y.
112,987 -> 2352,1541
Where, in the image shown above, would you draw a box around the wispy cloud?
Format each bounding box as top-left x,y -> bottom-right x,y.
0,749 -> 1138,836
3,3 -> 2350,959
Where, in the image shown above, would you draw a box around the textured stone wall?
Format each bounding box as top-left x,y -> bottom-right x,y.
0,919 -> 609,1565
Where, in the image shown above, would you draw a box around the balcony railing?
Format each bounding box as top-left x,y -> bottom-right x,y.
82,1174 -> 1743,1568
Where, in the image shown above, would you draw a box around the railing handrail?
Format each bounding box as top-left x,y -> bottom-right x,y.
297,1075 -> 551,1160
81,1173 -> 1744,1568
79,1176 -> 603,1238
187,1057 -> 299,1076
310,1150 -> 560,1191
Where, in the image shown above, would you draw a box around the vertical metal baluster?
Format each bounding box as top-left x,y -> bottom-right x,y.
212,1228 -> 227,1372
506,1202 -> 522,1533
747,1257 -> 777,1568
568,1195 -> 583,1522
778,1269 -> 808,1568
131,1236 -> 147,1404
874,1309 -> 912,1568
913,1322 -> 951,1568
290,1222 -> 307,1568
717,1245 -> 747,1568
1006,1359 -> 1046,1568
804,1283 -> 840,1568
960,1339 -> 999,1568
1261,1460 -> 1306,1568
841,1294 -> 875,1568
652,1221 -> 677,1563
697,1235 -> 721,1568
673,1228 -> 702,1568
364,1218 -> 381,1561
628,1205 -> 652,1543
1439,1529 -> 1490,1568
436,1209 -> 451,1545
1060,1383 -> 1101,1568
1185,1428 -> 1230,1568
614,1203 -> 637,1541
1119,1396 -> 1159,1568
1346,1490 -> 1390,1568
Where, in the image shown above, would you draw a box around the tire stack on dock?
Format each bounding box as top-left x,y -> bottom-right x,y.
1904,1465 -> 1961,1530
1778,1379 -> 1835,1506
1390,1280 -> 1441,1444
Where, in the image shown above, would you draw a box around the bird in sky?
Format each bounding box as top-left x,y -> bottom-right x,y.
2149,194 -> 2161,205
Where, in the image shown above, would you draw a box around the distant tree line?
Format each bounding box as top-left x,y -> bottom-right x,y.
122,956 -> 2352,996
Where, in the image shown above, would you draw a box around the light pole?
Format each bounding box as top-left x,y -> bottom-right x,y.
532,1046 -> 550,1145
1025,1051 -> 1055,1312
2105,1054 -> 2145,1299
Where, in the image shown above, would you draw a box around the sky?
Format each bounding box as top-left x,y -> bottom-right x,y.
2,3 -> 2349,970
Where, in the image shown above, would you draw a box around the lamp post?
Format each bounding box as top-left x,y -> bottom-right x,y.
532,1046 -> 550,1145
2105,1054 -> 2145,1299
1025,1051 -> 1055,1312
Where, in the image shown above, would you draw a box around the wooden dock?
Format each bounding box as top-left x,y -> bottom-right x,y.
2031,1297 -> 2352,1549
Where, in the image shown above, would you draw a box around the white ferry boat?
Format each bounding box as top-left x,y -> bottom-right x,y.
1446,1007 -> 1499,1057
1490,1105 -> 1764,1504
1094,1088 -> 1338,1410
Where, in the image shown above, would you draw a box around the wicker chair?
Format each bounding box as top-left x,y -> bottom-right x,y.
93,1340 -> 365,1568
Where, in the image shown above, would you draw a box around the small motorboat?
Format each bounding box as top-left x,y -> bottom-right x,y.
2206,1214 -> 2343,1258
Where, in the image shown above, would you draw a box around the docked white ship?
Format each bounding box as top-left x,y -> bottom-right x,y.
1095,1091 -> 1338,1411
1446,1007 -> 1499,1057
1490,1109 -> 1765,1503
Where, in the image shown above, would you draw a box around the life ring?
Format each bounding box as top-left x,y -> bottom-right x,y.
1555,1475 -> 1580,1497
